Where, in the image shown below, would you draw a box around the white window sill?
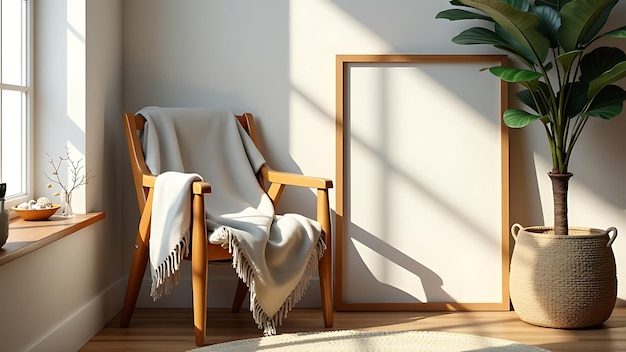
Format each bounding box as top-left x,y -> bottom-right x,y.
0,212 -> 105,266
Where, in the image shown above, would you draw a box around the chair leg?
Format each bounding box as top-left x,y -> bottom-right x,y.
120,231 -> 149,328
319,242 -> 333,327
192,195 -> 208,346
231,279 -> 249,313
192,253 -> 208,346
317,189 -> 334,327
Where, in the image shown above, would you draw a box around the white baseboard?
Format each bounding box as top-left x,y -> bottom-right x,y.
28,278 -> 125,352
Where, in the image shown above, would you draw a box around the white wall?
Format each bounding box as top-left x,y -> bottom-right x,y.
120,0 -> 626,309
0,1 -> 124,351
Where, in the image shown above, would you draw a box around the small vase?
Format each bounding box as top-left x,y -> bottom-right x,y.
61,191 -> 74,217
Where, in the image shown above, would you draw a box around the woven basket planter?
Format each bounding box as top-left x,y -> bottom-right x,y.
509,224 -> 618,329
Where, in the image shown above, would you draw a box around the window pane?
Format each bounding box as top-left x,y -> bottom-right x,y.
1,89 -> 26,198
0,0 -> 29,206
2,0 -> 25,86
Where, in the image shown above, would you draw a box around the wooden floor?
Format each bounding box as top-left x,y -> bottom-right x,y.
80,307 -> 626,351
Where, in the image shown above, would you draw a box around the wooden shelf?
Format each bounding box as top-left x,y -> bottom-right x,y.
0,212 -> 105,266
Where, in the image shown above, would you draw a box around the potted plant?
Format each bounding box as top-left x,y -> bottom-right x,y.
437,0 -> 626,328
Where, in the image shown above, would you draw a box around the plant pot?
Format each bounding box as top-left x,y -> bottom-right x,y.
509,224 -> 618,329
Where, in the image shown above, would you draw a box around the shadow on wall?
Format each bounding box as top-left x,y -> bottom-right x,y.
341,221 -> 457,306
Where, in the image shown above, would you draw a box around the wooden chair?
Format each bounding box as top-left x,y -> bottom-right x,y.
119,111 -> 333,346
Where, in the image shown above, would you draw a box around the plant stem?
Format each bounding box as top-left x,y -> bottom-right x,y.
550,172 -> 572,236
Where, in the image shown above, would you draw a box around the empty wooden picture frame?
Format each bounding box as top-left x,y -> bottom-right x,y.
335,54 -> 509,311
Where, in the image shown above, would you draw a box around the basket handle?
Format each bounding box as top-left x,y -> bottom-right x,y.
511,223 -> 524,242
606,227 -> 618,248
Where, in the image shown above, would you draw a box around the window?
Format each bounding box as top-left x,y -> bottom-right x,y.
0,0 -> 31,207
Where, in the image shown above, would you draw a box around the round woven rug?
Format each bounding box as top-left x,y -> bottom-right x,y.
189,330 -> 550,352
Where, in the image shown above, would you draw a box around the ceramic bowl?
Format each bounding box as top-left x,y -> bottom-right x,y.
12,204 -> 61,221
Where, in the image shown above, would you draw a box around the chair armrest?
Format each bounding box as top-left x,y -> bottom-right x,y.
142,175 -> 157,188
261,165 -> 333,189
192,181 -> 212,195
142,174 -> 212,194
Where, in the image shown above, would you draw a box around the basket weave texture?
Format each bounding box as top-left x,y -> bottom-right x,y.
509,226 -> 617,329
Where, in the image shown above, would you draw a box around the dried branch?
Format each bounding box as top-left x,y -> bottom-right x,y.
44,148 -> 95,194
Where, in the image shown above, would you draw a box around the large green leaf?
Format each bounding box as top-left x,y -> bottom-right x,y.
557,0 -> 615,52
450,0 -> 468,6
581,0 -> 618,44
561,82 -> 589,118
588,61 -> 626,99
452,27 -> 536,67
494,45 -> 536,68
516,89 -> 539,112
535,0 -> 574,11
459,0 -> 550,63
516,82 -> 553,114
603,25 -> 626,38
583,85 -> 626,119
452,27 -> 509,46
494,23 -> 541,66
531,5 -> 561,48
503,108 -> 542,128
489,66 -> 542,82
580,47 -> 626,84
556,49 -> 583,74
503,0 -> 531,12
435,9 -> 492,21
584,102 -> 624,119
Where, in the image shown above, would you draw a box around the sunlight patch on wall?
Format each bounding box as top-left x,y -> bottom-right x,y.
349,65 -> 502,245
288,0 -> 390,180
66,0 -> 85,132
289,0 -> 389,105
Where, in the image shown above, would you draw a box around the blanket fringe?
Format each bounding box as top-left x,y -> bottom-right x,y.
151,236 -> 190,300
224,227 -> 327,336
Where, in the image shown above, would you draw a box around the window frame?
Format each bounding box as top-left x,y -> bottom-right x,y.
0,0 -> 33,210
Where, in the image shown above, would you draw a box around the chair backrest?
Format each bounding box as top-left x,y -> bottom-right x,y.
122,111 -> 263,212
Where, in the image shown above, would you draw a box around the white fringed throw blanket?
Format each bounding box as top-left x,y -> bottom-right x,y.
138,107 -> 325,335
